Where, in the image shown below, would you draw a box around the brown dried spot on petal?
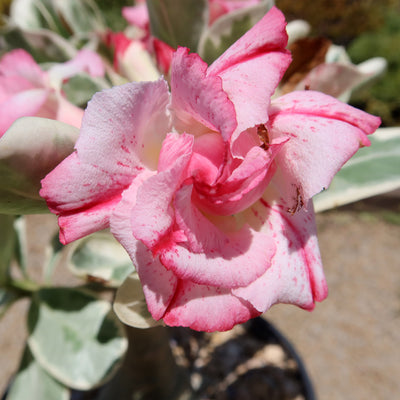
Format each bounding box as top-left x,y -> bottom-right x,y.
287,187 -> 304,215
257,124 -> 270,151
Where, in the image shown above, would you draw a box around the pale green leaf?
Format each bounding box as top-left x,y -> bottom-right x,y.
13,217 -> 28,278
62,74 -> 110,107
43,232 -> 64,283
6,347 -> 69,400
9,0 -> 105,37
0,215 -> 15,285
9,0 -> 70,37
51,0 -> 105,35
0,25 -> 76,63
0,117 -> 78,215
314,127 -> 400,212
27,288 -> 128,390
68,233 -> 134,287
198,0 -> 274,64
146,0 -> 208,51
114,273 -> 162,329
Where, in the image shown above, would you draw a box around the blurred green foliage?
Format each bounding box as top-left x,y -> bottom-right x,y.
278,0 -> 400,127
348,11 -> 400,127
95,0 -> 131,32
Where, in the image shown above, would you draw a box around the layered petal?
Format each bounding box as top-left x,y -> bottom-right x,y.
158,185 -> 275,288
193,137 -> 285,215
267,90 -> 381,208
163,281 -> 261,332
111,177 -> 178,320
170,47 -> 237,141
130,133 -> 194,249
41,79 -> 171,243
207,6 -> 291,139
234,190 -> 327,312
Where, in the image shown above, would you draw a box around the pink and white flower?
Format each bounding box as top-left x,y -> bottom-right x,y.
0,48 -> 105,137
41,7 -> 380,332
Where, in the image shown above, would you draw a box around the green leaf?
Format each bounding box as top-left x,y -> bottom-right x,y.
0,117 -> 78,215
146,0 -> 208,51
68,233 -> 134,287
51,0 -> 105,35
9,0 -> 71,37
13,217 -> 29,278
9,0 -> 105,38
62,74 -> 110,107
314,127 -> 400,212
114,272 -> 162,329
43,232 -> 64,283
0,214 -> 16,285
198,0 -> 274,64
6,346 -> 69,400
27,288 -> 128,390
0,25 -> 76,63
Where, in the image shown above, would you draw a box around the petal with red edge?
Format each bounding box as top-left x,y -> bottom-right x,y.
170,47 -> 237,141
76,79 -> 171,172
131,133 -> 194,249
194,139 -> 284,215
207,7 -> 291,137
41,79 -> 171,242
159,185 -> 275,288
267,90 -> 381,207
111,179 -> 178,320
163,281 -> 260,332
234,192 -> 327,312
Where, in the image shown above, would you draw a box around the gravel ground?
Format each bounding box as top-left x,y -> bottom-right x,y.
0,196 -> 399,399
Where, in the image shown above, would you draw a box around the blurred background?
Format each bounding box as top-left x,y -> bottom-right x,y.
0,1 -> 399,399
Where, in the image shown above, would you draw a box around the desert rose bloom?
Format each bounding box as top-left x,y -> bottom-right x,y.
41,7 -> 380,332
0,49 -> 105,137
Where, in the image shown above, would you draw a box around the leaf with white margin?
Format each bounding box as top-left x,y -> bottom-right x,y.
27,288 -> 128,390
114,273 -> 163,329
9,0 -> 71,37
9,0 -> 105,37
198,0 -> 274,64
146,0 -> 208,51
6,346 -> 69,400
68,233 -> 134,287
314,127 -> 400,212
62,74 -> 110,107
0,117 -> 78,215
1,25 -> 76,63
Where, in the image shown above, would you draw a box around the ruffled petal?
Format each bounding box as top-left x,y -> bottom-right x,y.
170,47 -> 237,141
130,132 -> 193,249
111,178 -> 178,320
158,184 -> 275,288
267,90 -> 381,208
207,7 -> 291,137
233,190 -> 327,312
41,79 -> 170,242
163,280 -> 260,332
193,138 -> 285,215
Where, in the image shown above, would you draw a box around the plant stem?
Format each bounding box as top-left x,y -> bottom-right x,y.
97,325 -> 192,400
